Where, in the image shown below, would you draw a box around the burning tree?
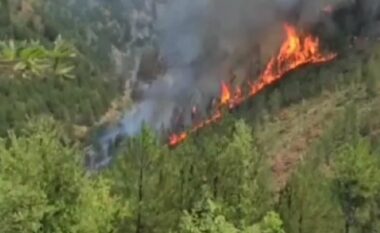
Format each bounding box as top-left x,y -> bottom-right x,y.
169,23 -> 337,147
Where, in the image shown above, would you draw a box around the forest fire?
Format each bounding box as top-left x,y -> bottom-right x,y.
168,24 -> 337,148
220,82 -> 232,105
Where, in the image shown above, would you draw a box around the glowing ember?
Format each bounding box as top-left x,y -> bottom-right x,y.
169,132 -> 187,146
168,24 -> 337,147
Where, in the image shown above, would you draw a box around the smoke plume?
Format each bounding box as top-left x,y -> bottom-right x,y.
86,0 -> 380,169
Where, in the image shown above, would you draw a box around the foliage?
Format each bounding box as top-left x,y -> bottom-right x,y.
268,89 -> 282,114
41,0 -> 132,69
0,0 -> 133,69
333,139 -> 380,232
177,191 -> 285,233
315,102 -> 361,165
107,126 -> 178,233
178,193 -> 240,233
364,53 -> 380,97
0,0 -> 126,136
0,1 -> 380,233
279,158 -> 345,233
0,36 -> 119,135
254,211 -> 286,233
0,36 -> 77,79
216,119 -> 274,225
0,117 -> 126,233
104,118 -> 276,233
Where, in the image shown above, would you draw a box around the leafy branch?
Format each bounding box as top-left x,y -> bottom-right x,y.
0,36 -> 77,79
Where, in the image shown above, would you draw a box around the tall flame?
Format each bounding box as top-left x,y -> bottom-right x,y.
168,24 -> 337,147
220,82 -> 232,105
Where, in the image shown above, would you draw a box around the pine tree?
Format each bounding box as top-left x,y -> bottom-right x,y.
177,187 -> 240,233
245,211 -> 286,233
0,117 -> 125,233
268,89 -> 282,115
282,78 -> 301,104
108,125 -> 181,233
317,103 -> 361,165
279,157 -> 344,233
332,139 -> 380,233
0,0 -> 13,37
342,103 -> 360,145
177,187 -> 285,233
213,119 -> 273,226
365,57 -> 379,97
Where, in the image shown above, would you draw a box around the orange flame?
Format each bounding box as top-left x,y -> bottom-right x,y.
220,81 -> 232,105
168,24 -> 337,148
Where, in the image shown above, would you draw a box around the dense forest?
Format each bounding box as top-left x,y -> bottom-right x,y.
1,0 -> 380,233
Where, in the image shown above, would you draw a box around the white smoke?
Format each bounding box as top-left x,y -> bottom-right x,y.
87,0 -> 380,169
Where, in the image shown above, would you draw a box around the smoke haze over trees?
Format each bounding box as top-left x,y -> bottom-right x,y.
0,0 -> 380,232
89,0 -> 380,167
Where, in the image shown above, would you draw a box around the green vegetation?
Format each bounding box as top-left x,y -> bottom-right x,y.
0,37 -> 77,79
0,117 -> 126,233
1,0 -> 380,232
0,0 -> 125,137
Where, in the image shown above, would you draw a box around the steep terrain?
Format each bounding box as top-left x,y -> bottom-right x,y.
255,39 -> 380,190
1,1 -> 380,233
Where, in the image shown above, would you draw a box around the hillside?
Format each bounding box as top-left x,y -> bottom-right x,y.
1,1 -> 380,233
257,41 -> 380,190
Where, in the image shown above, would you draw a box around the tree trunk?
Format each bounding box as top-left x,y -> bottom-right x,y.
136,141 -> 145,233
136,163 -> 144,233
344,220 -> 350,233
213,176 -> 218,199
1,0 -> 13,37
298,213 -> 303,233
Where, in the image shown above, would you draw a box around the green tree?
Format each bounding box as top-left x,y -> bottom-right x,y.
365,57 -> 379,97
249,93 -> 266,125
333,139 -> 380,233
245,211 -> 286,233
215,119 -> 273,225
109,126 -> 180,233
171,118 -> 274,228
177,188 -> 285,233
279,157 -> 344,233
0,117 -> 126,233
178,189 -> 240,233
0,38 -> 77,79
317,103 -> 360,165
268,89 -> 282,115
172,119 -> 232,213
282,78 -> 301,104
0,0 -> 13,37
342,103 -> 360,144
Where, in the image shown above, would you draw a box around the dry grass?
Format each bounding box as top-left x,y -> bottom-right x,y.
256,84 -> 376,191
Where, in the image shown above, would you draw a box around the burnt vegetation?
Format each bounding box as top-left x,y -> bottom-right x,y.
0,0 -> 380,233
